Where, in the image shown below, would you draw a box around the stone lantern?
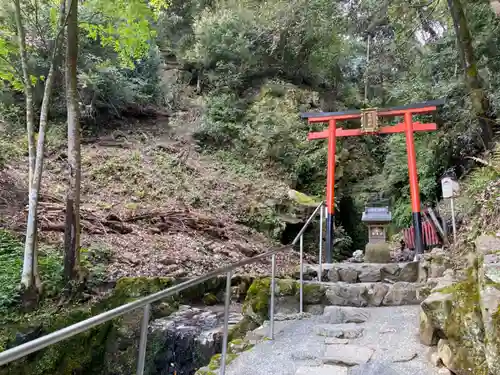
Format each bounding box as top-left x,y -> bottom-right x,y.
361,205 -> 392,263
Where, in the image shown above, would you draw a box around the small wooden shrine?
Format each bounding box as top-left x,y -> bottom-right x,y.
361,206 -> 392,244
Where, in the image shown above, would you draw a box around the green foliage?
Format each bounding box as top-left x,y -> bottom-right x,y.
77,48 -> 163,123
0,230 -> 23,313
0,32 -> 22,90
0,135 -> 23,169
195,81 -> 327,187
80,244 -> 113,288
0,0 -> 166,127
333,225 -> 354,260
80,0 -> 169,68
0,230 -> 62,316
193,92 -> 246,148
182,0 -> 353,89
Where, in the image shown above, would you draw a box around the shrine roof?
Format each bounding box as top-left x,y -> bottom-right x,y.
361,207 -> 392,223
300,99 -> 445,119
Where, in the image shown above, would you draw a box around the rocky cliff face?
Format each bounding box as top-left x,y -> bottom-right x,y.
419,235 -> 500,375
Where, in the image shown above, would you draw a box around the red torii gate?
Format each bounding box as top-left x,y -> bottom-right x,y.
301,99 -> 444,262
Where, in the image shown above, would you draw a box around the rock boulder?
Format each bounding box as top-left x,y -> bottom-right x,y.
419,272 -> 487,375
149,305 -> 244,375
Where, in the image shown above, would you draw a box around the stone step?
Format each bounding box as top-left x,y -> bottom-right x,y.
304,281 -> 425,307
301,262 -> 420,283
295,365 -> 348,375
314,323 -> 364,339
322,344 -> 374,366
319,306 -> 370,324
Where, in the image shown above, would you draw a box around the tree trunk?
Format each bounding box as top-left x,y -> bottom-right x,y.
14,0 -> 36,292
15,0 -> 66,294
63,0 -> 81,282
13,0 -> 35,193
447,0 -> 495,148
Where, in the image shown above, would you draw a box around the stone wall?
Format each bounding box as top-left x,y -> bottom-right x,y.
419,235 -> 500,375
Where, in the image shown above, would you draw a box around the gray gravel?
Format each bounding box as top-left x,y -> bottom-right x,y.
225,306 -> 440,375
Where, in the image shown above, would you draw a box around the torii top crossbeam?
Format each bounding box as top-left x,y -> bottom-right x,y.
303,99 -> 444,137
301,99 -> 444,262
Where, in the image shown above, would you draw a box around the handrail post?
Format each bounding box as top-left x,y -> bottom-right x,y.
319,203 -> 323,282
299,235 -> 304,314
269,254 -> 276,339
220,271 -> 232,375
136,303 -> 151,375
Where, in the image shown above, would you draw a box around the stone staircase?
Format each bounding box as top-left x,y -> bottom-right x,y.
195,259 -> 439,375
298,261 -> 427,310
222,305 -> 440,375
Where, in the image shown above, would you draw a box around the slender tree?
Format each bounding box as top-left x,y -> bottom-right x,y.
12,0 -> 35,191
63,0 -> 81,281
14,0 -> 67,299
447,0 -> 495,148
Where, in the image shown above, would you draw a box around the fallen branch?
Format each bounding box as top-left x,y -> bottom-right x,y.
466,155 -> 490,166
103,220 -> 133,234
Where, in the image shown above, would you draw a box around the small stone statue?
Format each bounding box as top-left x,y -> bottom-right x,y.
352,249 -> 364,263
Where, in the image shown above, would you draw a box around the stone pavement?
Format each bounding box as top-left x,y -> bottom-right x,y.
225,306 -> 440,375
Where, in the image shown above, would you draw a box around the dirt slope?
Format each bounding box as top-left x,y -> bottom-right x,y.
0,116 -> 310,280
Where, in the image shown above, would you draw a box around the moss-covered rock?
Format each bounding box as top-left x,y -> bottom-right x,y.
0,277 -> 178,375
242,277 -> 326,324
228,317 -> 258,342
194,368 -> 217,375
303,283 -> 325,304
102,276 -> 174,308
276,278 -> 296,296
241,187 -> 321,240
202,293 -> 218,306
194,337 -> 254,374
207,353 -> 238,371
243,278 -> 271,324
420,268 -> 488,375
0,274 -> 255,375
476,235 -> 500,375
243,277 -> 301,323
228,338 -> 253,354
287,189 -> 321,207
0,306 -> 110,375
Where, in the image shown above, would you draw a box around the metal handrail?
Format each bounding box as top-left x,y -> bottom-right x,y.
0,202 -> 325,374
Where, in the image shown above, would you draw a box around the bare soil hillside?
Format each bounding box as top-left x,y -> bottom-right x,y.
0,115 -> 312,281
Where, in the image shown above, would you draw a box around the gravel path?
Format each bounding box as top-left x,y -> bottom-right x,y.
225,306 -> 440,375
